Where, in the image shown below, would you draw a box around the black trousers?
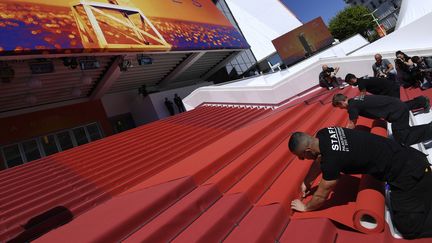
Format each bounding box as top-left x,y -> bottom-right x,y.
387,84 -> 401,98
404,96 -> 428,111
389,150 -> 432,239
319,77 -> 339,89
391,104 -> 432,145
387,86 -> 427,110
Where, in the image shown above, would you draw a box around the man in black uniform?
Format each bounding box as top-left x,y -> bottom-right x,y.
332,94 -> 432,146
288,128 -> 432,239
344,73 -> 429,111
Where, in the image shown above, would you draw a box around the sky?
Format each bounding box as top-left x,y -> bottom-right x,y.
281,0 -> 347,25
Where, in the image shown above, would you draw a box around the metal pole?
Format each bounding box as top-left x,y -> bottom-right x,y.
363,10 -> 386,36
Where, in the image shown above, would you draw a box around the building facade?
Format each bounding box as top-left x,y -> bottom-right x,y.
213,0 -> 257,77
0,0 -> 252,169
0,0 -> 301,169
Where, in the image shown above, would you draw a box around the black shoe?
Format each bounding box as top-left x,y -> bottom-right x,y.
424,96 -> 430,113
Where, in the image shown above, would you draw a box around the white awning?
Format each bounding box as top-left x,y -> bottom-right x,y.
396,0 -> 432,30
350,11 -> 432,56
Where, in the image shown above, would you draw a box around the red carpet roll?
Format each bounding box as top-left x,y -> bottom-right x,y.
353,174 -> 385,234
292,174 -> 385,234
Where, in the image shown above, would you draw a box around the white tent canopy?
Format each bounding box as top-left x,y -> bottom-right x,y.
225,0 -> 302,61
396,0 -> 432,30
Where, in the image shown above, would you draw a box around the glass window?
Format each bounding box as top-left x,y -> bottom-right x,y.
22,140 -> 41,162
86,124 -> 102,141
226,64 -> 233,74
1,122 -> 103,169
231,65 -> 240,75
57,131 -> 74,151
238,53 -> 248,64
73,127 -> 89,145
40,135 -> 59,156
247,50 -> 256,62
2,145 -> 24,168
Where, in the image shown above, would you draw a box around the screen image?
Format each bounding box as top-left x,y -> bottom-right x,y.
272,17 -> 334,66
0,0 -> 249,55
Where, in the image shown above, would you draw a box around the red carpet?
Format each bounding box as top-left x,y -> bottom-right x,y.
2,86 -> 432,243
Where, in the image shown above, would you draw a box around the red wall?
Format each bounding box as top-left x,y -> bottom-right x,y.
0,100 -> 113,170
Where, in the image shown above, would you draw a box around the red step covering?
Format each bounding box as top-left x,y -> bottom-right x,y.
224,204 -> 288,243
280,218 -> 338,243
35,177 -> 196,242
123,184 -> 221,243
255,89 -> 358,213
401,86 -> 432,102
292,173 -> 385,234
28,87 -> 348,242
205,102 -> 328,196
143,90 -> 355,242
0,106 -> 268,242
213,89 -> 357,241
171,193 -> 251,243
6,85 -> 432,242
121,102 -> 311,194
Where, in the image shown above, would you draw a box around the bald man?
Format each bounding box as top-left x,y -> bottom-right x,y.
288,127 -> 432,239
319,65 -> 341,90
372,53 -> 397,81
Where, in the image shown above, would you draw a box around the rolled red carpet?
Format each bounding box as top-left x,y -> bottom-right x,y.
353,174 -> 385,234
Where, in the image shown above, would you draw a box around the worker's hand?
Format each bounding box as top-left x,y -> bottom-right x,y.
301,182 -> 310,198
346,121 -> 356,129
291,199 -> 307,212
334,67 -> 340,75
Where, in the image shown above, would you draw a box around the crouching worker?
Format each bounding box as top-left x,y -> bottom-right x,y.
332,94 -> 432,146
288,128 -> 432,239
344,73 -> 430,111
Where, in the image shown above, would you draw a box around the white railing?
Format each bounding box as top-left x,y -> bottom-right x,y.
183,48 -> 432,110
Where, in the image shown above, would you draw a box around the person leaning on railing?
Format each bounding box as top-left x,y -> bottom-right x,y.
412,56 -> 432,90
372,53 -> 397,82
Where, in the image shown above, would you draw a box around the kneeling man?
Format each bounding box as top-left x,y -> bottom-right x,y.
289,127 -> 432,239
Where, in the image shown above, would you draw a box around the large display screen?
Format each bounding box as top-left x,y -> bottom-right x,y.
0,0 -> 249,55
272,17 -> 334,66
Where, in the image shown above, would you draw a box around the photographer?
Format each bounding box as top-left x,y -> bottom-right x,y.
395,50 -> 418,88
319,64 -> 342,90
412,56 -> 432,90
